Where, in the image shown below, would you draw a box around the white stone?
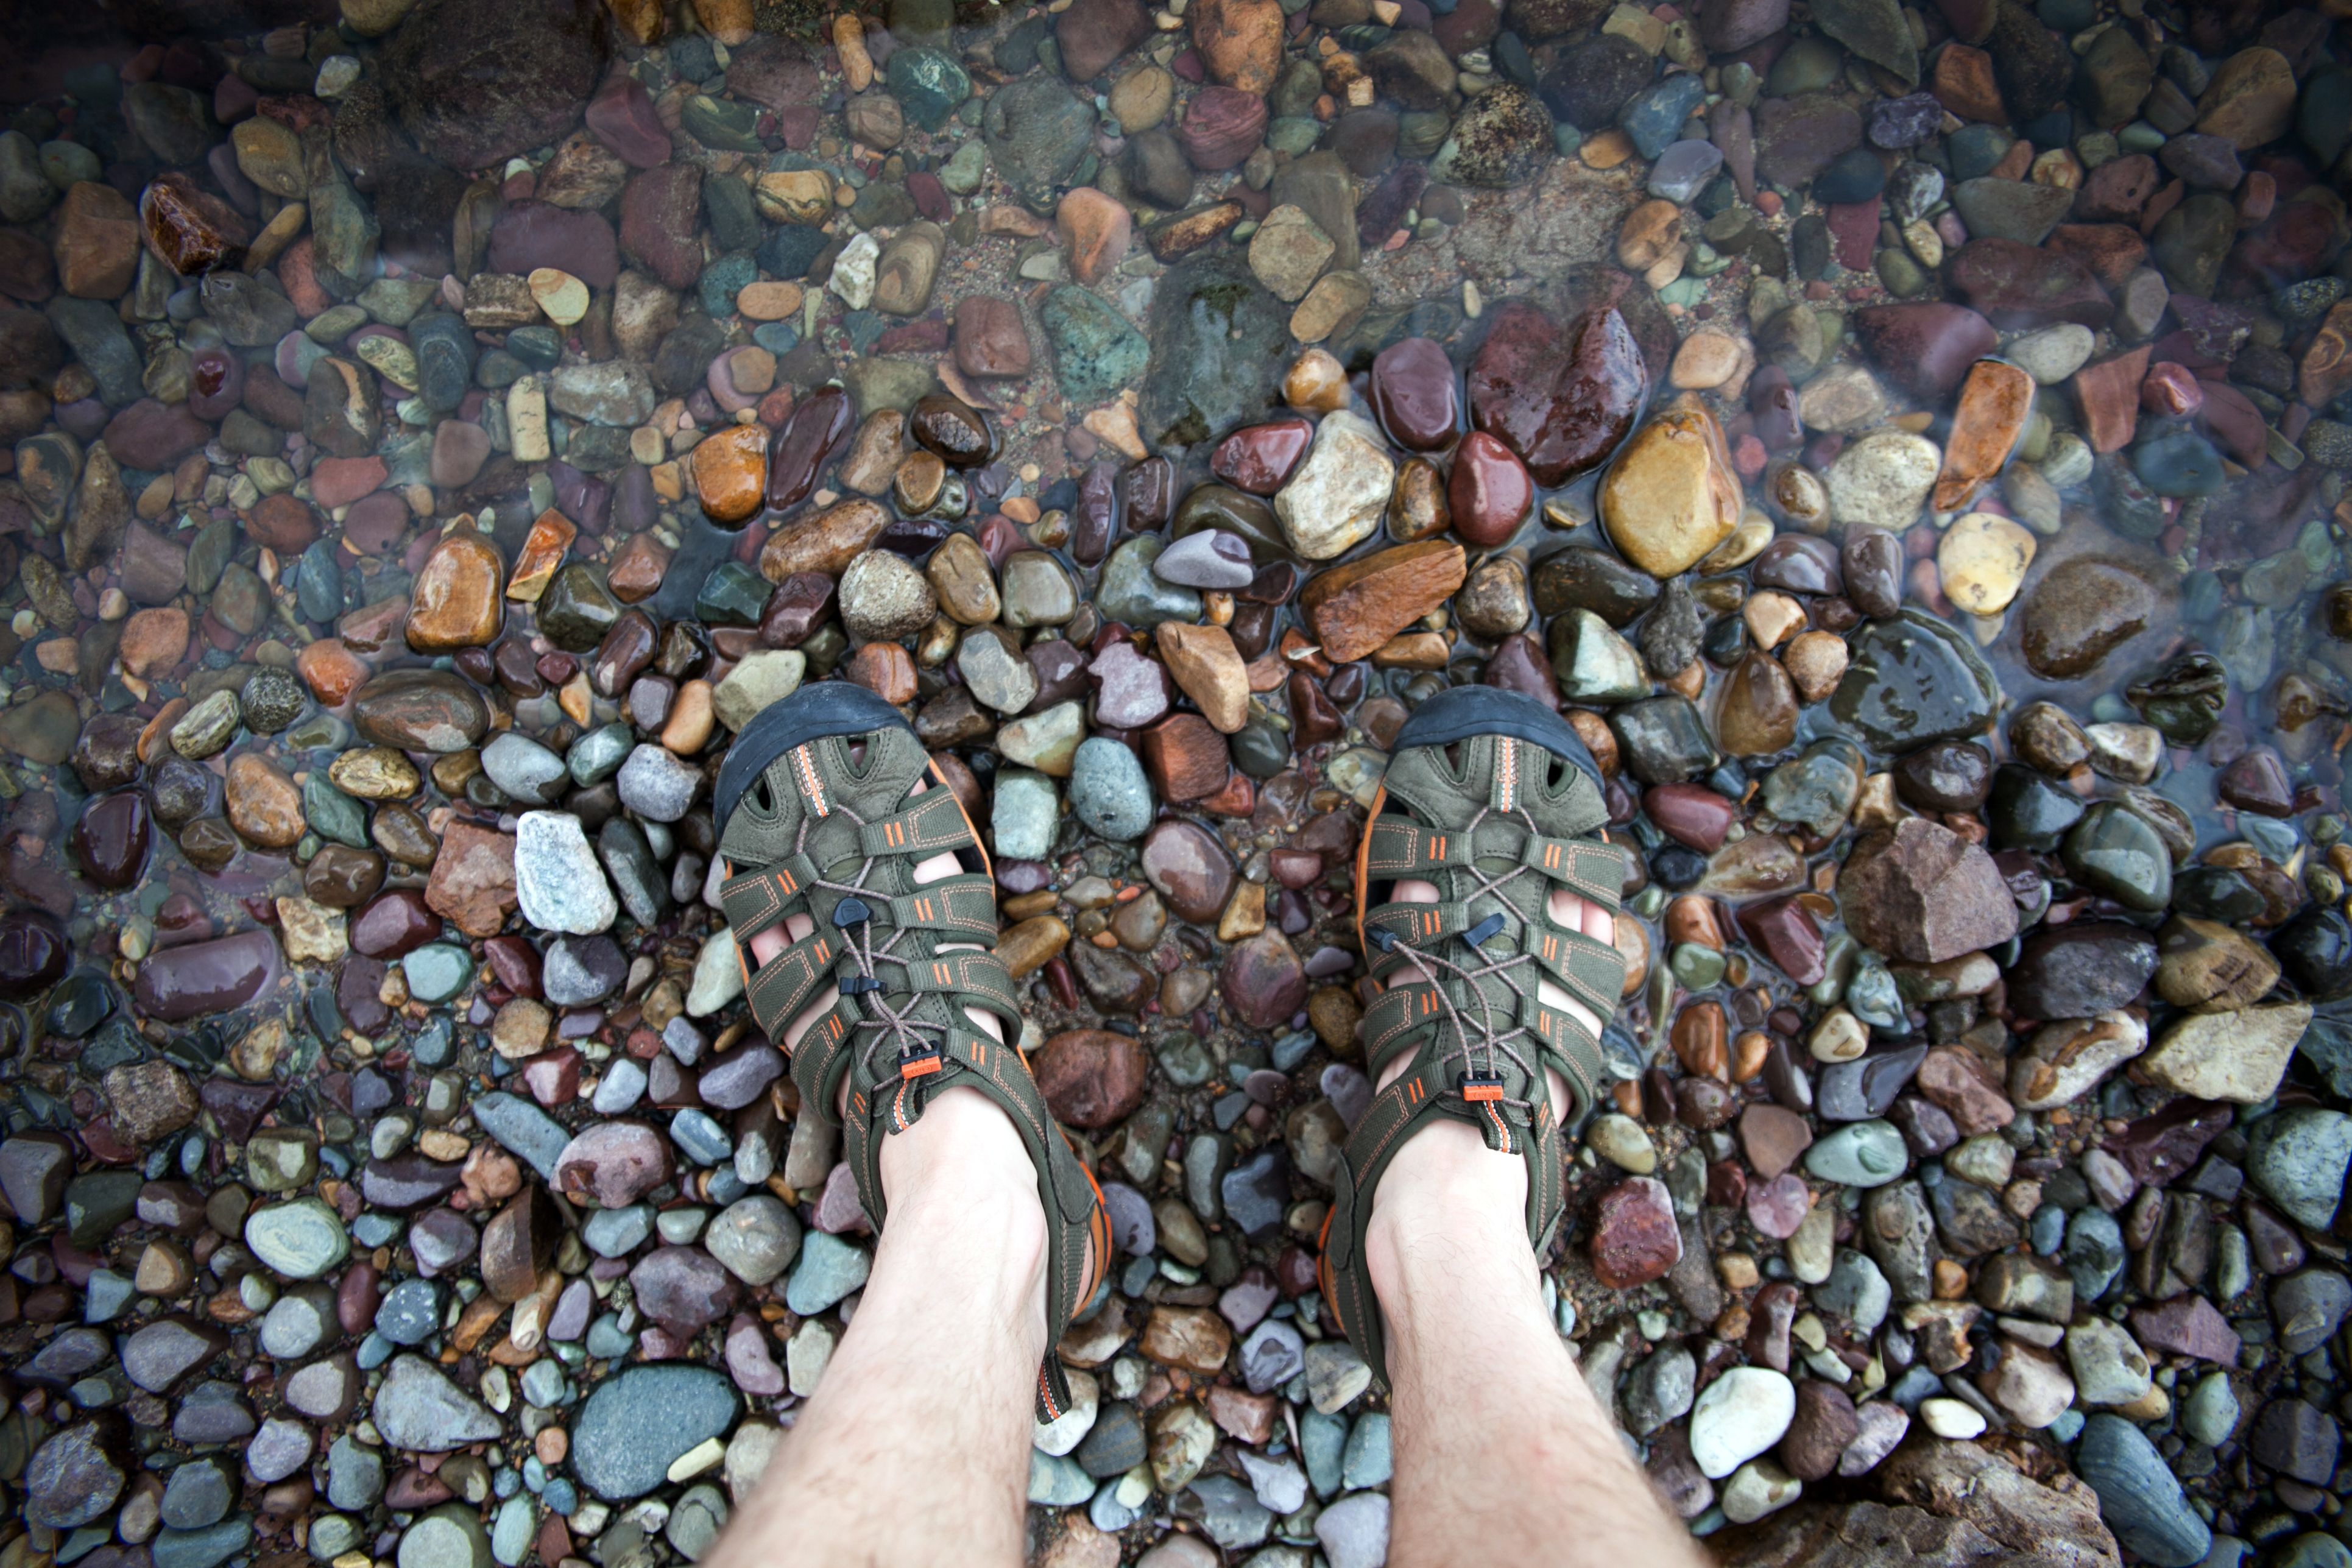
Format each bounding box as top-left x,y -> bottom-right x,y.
513,811 -> 618,936
1796,364 -> 1888,434
1275,409 -> 1394,560
1826,429 -> 1941,531
1919,1396 -> 1987,1439
829,231 -> 880,310
2010,1011 -> 2148,1111
722,1423 -> 785,1504
1032,1368 -> 1099,1456
1689,1366 -> 1796,1478
1720,1457 -> 1804,1524
688,928 -> 747,1017
507,376 -> 549,462
786,1319 -> 838,1398
2066,1318 -> 2154,1407
2006,323 -> 2096,385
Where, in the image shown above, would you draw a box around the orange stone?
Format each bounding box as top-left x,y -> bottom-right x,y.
846,641 -> 917,705
1932,359 -> 2036,512
225,755 -> 305,849
693,424 -> 769,525
1190,0 -> 1284,94
1056,188 -> 1132,286
297,638 -> 370,706
1299,540 -> 1466,665
407,528 -> 504,651
507,509 -> 577,602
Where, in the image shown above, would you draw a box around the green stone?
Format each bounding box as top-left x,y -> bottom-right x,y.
1039,285 -> 1149,407
694,560 -> 772,626
886,47 -> 971,131
537,564 -> 620,652
402,944 -> 473,1005
302,775 -> 369,849
1097,536 -> 1201,629
1670,942 -> 1726,991
1139,254 -> 1290,449
681,95 -> 763,152
2063,802 -> 2173,912
1829,610 -> 1999,751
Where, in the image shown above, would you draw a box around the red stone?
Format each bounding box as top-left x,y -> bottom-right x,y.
1466,303 -> 1647,486
2130,1294 -> 2242,1364
1369,336 -> 1460,451
1210,420 -> 1313,495
1142,714 -> 1232,802
1736,895 -> 1826,986
1176,86 -> 1268,171
1644,782 -> 1737,852
1443,430 -> 1531,547
1946,239 -> 2114,330
1589,1175 -> 1682,1288
2141,361 -> 2202,418
1031,1030 -> 1150,1128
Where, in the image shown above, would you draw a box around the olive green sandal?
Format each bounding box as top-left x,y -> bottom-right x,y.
1319,685 -> 1627,1389
715,682 -> 1112,1420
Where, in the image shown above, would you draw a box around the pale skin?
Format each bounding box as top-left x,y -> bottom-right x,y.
705,771 -> 1706,1568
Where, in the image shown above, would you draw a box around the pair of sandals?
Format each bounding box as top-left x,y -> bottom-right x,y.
715,682 -> 1624,1416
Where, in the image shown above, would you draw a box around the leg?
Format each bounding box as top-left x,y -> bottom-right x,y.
705,794 -> 1049,1568
1367,881 -> 1705,1568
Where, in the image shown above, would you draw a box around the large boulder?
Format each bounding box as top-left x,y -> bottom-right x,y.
378,0 -> 608,171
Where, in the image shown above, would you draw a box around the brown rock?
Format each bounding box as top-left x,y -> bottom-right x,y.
248,493 -> 321,553
225,755 -> 305,849
1930,43 -> 2005,122
1140,1305 -> 1234,1373
120,607 -> 190,678
139,173 -> 249,277
1917,1044 -> 2016,1135
954,296 -> 1033,379
105,1062 -> 198,1144
1154,623 -> 1249,733
1590,1176 -> 1682,1288
1932,359 -> 2035,511
2071,346 -> 2151,454
1835,818 -> 2019,964
757,500 -> 891,581
54,183 -> 140,300
1600,397 -> 1742,578
406,528 -> 504,651
481,1187 -> 558,1304
423,820 -> 518,938
1032,1029 -> 1150,1128
1299,540 -> 1467,663
1142,713 -> 1231,802
2194,47 -> 2295,150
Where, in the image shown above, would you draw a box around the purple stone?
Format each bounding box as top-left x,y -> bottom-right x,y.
1866,92 -> 1943,149
1154,529 -> 1257,590
1648,139 -> 1725,203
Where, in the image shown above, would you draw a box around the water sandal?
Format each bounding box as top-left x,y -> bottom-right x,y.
715,682 -> 1112,1421
1319,685 -> 1627,1388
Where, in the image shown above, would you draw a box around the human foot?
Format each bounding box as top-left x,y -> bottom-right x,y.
715,683 -> 1109,1418
1317,687 -> 1626,1387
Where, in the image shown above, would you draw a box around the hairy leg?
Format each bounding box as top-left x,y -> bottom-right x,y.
705,775 -> 1061,1568
1367,880 -> 1704,1568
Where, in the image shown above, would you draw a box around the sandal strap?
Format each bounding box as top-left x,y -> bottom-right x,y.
855,788 -> 982,858
1360,983 -> 1604,1126
1318,1047 -> 1565,1390
1365,818 -> 1626,909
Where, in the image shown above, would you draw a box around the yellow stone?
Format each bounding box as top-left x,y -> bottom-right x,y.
1598,397 -> 1743,578
528,267 -> 589,326
1935,512 -> 2036,616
